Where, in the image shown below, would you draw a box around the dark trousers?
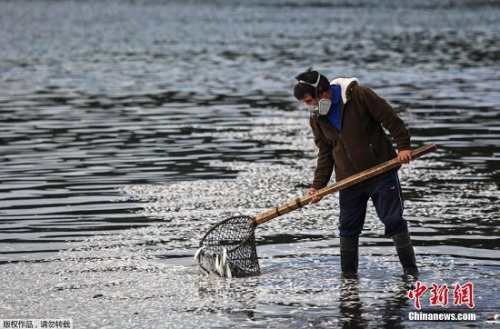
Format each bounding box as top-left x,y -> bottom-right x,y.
338,172 -> 408,237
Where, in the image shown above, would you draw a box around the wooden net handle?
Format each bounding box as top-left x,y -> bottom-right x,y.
252,143 -> 437,226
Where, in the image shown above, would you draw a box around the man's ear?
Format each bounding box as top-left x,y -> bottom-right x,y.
318,88 -> 330,99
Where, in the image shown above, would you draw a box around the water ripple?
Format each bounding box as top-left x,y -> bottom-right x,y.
0,0 -> 499,326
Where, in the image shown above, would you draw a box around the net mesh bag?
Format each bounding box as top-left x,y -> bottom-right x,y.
196,216 -> 260,277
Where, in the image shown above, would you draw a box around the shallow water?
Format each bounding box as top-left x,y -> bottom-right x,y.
0,0 -> 499,327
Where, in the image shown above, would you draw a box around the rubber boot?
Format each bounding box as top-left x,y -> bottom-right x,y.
392,230 -> 419,279
340,236 -> 359,279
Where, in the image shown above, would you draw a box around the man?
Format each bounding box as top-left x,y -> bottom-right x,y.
293,68 -> 419,279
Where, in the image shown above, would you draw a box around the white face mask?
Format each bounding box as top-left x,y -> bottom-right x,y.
306,104 -> 319,116
306,99 -> 332,117
299,72 -> 331,117
318,98 -> 332,115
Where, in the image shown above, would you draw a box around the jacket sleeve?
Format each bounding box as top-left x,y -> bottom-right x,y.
310,120 -> 334,189
361,87 -> 411,151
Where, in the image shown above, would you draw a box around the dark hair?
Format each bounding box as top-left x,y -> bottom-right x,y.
293,68 -> 330,100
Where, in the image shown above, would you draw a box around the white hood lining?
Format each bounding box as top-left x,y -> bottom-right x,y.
330,78 -> 359,103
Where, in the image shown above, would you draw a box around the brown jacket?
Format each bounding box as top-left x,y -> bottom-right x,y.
309,79 -> 411,189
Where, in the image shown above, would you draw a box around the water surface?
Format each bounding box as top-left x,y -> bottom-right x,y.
0,0 -> 499,327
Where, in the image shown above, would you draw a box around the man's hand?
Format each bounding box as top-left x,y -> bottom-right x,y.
398,150 -> 412,164
308,187 -> 323,203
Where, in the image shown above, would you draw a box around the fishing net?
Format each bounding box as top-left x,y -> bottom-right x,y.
195,216 -> 260,278
195,144 -> 437,278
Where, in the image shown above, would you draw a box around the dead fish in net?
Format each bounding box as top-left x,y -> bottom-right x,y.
196,144 -> 437,278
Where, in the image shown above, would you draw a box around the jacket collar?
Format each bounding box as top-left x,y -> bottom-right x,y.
330,78 -> 359,103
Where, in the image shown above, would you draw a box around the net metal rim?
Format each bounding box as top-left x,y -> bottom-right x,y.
197,215 -> 260,277
199,215 -> 255,253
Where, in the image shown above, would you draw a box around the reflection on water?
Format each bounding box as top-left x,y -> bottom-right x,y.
0,0 -> 499,327
2,241 -> 497,328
